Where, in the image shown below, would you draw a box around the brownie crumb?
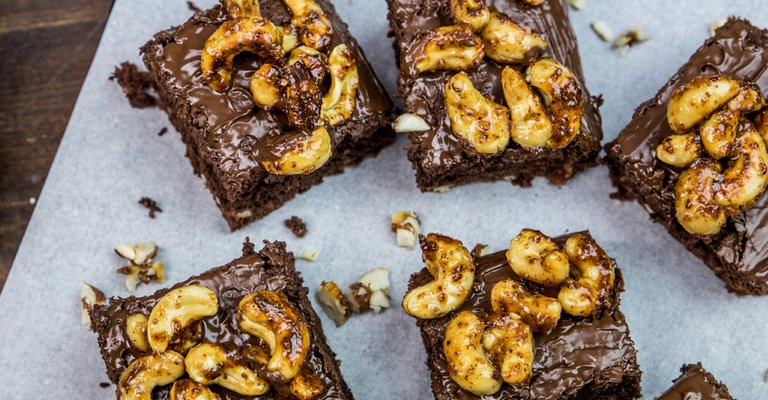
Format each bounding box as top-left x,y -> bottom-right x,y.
109,62 -> 157,108
284,216 -> 308,238
99,382 -> 110,388
242,237 -> 256,256
187,1 -> 202,13
138,197 -> 162,218
157,127 -> 168,136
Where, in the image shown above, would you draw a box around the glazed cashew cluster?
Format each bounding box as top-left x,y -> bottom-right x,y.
657,76 -> 768,235
201,0 -> 360,175
116,285 -> 325,400
402,230 -> 615,395
400,0 -> 583,152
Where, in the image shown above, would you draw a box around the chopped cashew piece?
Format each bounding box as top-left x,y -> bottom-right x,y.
260,127 -> 332,175
656,133 -> 702,168
667,76 -> 740,134
391,211 -> 421,250
674,159 -> 726,235
525,58 -> 584,148
126,314 -> 150,352
590,21 -> 613,42
506,229 -> 569,287
392,113 -> 431,133
481,313 -> 534,386
568,0 -> 586,10
80,283 -> 105,330
282,0 -> 334,52
298,248 -> 318,262
147,285 -> 218,354
413,25 -> 485,75
491,279 -> 561,332
170,379 -> 222,400
481,12 -> 547,64
501,67 -> 553,148
237,291 -> 310,381
347,282 -> 372,313
443,311 -> 501,395
449,0 -> 490,32
402,234 -> 476,319
115,242 -> 157,266
118,351 -> 186,400
445,72 -> 511,154
118,262 -> 166,293
558,234 -> 615,317
322,44 -> 359,127
185,343 -> 269,396
714,124 -> 768,215
317,281 -> 351,327
613,27 -> 649,51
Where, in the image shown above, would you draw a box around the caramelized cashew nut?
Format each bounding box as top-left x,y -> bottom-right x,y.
147,285 -> 218,354
402,233 -> 476,319
525,58 -> 584,148
481,12 -> 547,65
118,351 -> 186,400
237,291 -> 311,381
491,279 -> 561,332
505,229 -> 569,287
449,0 -> 490,32
185,343 -> 269,396
126,313 -> 150,352
445,72 -> 511,154
321,44 -> 359,127
259,127 -> 332,175
170,379 -> 222,400
655,133 -> 702,168
289,370 -> 328,400
714,123 -> 768,215
674,158 -> 726,235
282,0 -> 334,52
667,76 -> 740,134
223,0 -> 260,18
412,25 -> 485,75
443,311 -> 501,396
501,67 -> 553,148
558,234 -> 615,317
481,313 -> 534,387
250,63 -> 283,108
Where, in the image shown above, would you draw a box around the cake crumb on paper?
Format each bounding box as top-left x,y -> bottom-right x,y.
284,216 -> 308,238
109,62 -> 157,108
138,197 -> 162,219
157,127 -> 168,136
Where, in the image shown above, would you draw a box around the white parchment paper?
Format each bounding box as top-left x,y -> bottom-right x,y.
1,0 -> 768,398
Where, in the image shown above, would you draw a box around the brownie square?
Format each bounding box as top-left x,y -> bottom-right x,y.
387,0 -> 603,191
407,233 -> 642,399
657,364 -> 733,400
90,240 -> 352,399
604,18 -> 768,295
141,3 -> 396,230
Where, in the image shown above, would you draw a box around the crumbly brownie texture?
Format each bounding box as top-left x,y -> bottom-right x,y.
110,61 -> 158,109
141,3 -> 396,230
387,0 -> 603,191
90,241 -> 353,399
407,234 -> 642,399
657,364 -> 733,400
604,18 -> 768,295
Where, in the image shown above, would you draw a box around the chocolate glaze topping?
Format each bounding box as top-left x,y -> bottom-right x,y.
657,364 -> 732,400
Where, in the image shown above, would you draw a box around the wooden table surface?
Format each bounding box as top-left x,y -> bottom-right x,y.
0,0 -> 113,293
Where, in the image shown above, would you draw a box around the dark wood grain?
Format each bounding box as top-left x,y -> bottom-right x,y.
0,0 -> 113,293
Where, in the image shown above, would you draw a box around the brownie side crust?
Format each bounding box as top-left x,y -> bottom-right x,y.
407,234 -> 642,400
141,3 -> 396,230
656,364 -> 733,400
387,0 -> 603,191
90,241 -> 353,400
604,18 -> 768,295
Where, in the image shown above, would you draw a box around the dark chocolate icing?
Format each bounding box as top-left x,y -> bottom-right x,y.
409,234 -> 640,399
657,364 -> 732,400
388,0 -> 602,173
608,19 -> 768,292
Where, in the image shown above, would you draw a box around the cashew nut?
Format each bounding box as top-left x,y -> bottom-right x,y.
147,285 -> 218,354
321,44 -> 359,127
282,0 -> 333,52
260,127 -> 332,175
698,108 -> 739,159
223,0 -> 260,17
250,63 -> 283,108
501,67 -> 553,148
185,343 -> 269,396
289,371 -> 328,400
126,314 -> 149,352
667,76 -> 740,134
443,311 -> 501,396
445,72 -> 510,154
505,229 -> 569,287
413,25 -> 485,75
491,279 -> 561,332
288,46 -> 328,87
401,233 -> 476,319
449,0 -> 490,32
118,351 -> 186,400
237,291 -> 310,381
481,313 -> 534,387
201,17 -> 286,91
558,234 -> 615,317
280,26 -> 300,53
656,133 -> 702,168
674,159 -> 726,235
170,379 -> 221,400
481,12 -> 547,65
714,123 -> 768,215
728,81 -> 766,113
525,58 -> 584,148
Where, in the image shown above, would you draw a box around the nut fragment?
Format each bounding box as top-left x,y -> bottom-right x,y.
506,229 -> 569,287
449,0 -> 490,32
185,343 -> 269,396
491,279 -> 561,332
260,127 -> 332,175
282,0 -> 334,52
568,0 -> 586,10
290,370 -> 328,400
321,44 -> 359,127
118,351 -> 186,400
356,267 -> 391,313
674,159 -> 726,235
714,123 -> 768,215
147,285 -> 219,354
613,27 -> 649,51
656,133 -> 702,168
238,291 -> 310,381
170,379 -> 221,400
590,21 -> 613,42
297,247 -> 318,262
481,313 -> 534,387
412,25 -> 485,75
317,281 -> 351,327
118,262 -> 166,293
115,242 -> 158,266
402,234 -> 475,319
347,282 -> 372,314
443,311 -> 501,395
288,46 -> 328,87
481,12 -> 547,64
126,313 -> 150,352
501,67 -> 553,148
392,113 -> 431,133
80,283 -> 105,330
710,18 -> 727,37
667,76 -> 740,134
391,211 -> 421,250
558,234 -> 615,317
445,72 -> 511,154
223,0 -> 260,18
525,58 -> 584,148
249,63 -> 282,108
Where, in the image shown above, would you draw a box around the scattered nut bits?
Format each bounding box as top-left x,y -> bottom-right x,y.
354,267 -> 391,313
391,211 -> 421,250
317,268 -> 392,326
80,283 -> 105,330
567,0 -> 585,10
317,281 -> 352,327
392,113 -> 431,133
114,242 -> 165,292
297,248 -> 318,262
710,18 -> 727,37
115,242 -> 157,265
590,21 -> 613,42
613,27 -> 649,51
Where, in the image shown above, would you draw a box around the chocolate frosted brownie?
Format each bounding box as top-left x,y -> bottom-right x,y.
90,241 -> 352,399
387,0 -> 602,191
605,18 -> 768,295
142,1 -> 395,230
402,230 -> 641,399
657,364 -> 733,400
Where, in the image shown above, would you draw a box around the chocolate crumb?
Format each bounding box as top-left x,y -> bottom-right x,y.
284,216 -> 308,238
187,1 -> 202,13
99,382 -> 111,388
242,237 -> 256,256
157,127 -> 168,136
110,62 -> 157,108
138,197 -> 162,218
